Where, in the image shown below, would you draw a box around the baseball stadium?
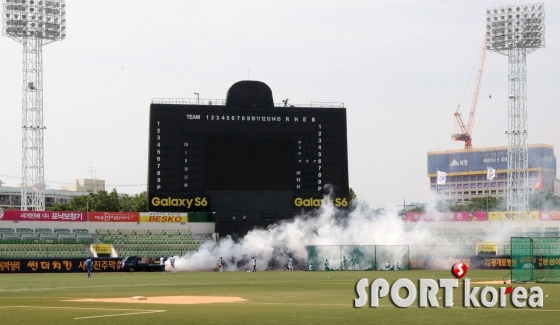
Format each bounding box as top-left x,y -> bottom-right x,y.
1,1 -> 559,325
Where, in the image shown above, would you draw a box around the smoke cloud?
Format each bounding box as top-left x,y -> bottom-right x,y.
173,197 -> 436,272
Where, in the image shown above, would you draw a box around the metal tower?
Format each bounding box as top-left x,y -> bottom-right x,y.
2,0 -> 66,210
486,3 -> 545,216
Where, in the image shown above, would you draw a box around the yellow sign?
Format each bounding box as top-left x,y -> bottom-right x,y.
150,196 -> 208,208
488,211 -> 539,221
92,244 -> 112,255
477,243 -> 497,253
140,213 -> 188,223
293,197 -> 348,208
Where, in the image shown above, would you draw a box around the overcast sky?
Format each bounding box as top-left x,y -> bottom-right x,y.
0,0 -> 558,208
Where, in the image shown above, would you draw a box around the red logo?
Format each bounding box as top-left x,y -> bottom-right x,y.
451,262 -> 467,279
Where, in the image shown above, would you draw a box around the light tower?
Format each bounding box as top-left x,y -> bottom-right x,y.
2,0 -> 66,210
486,3 -> 545,216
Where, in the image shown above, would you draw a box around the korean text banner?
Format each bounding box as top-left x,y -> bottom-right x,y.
139,212 -> 188,223
404,212 -> 487,222
488,211 -> 539,221
0,258 -> 122,273
0,211 -> 86,222
540,211 -> 560,221
89,212 -> 140,222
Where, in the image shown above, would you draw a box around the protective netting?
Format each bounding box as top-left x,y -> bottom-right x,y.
306,245 -> 409,271
511,237 -> 560,283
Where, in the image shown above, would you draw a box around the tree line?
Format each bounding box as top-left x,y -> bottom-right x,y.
406,192 -> 560,213
47,189 -> 149,212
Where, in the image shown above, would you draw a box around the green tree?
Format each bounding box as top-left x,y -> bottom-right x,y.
119,191 -> 149,212
530,192 -> 560,210
349,188 -> 357,201
465,196 -> 501,212
407,206 -> 424,212
49,189 -> 149,212
348,188 -> 358,209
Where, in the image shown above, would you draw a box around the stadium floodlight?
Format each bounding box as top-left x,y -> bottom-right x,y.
2,0 -> 66,211
486,3 -> 545,54
485,3 -> 544,216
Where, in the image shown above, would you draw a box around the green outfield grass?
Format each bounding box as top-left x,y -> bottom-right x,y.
0,270 -> 559,325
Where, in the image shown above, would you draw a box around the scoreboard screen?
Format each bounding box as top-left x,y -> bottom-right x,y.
148,81 -> 349,214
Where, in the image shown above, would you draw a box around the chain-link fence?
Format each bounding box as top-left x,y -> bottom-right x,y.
306,245 -> 409,271
511,237 -> 560,283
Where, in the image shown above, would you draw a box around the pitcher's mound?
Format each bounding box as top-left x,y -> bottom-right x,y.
67,296 -> 246,305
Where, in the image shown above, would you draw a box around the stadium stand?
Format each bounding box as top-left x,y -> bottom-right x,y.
0,241 -> 91,258
527,227 -> 541,236
429,228 -> 484,245
0,227 -> 95,258
97,229 -> 210,257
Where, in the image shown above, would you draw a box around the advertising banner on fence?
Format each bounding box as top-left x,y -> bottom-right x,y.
139,212 -> 188,223
0,211 -> 86,222
404,212 -> 487,222
0,258 -> 121,273
92,244 -> 112,255
89,212 -> 140,222
540,211 -> 560,221
477,243 -> 497,255
488,211 -> 539,221
410,255 -> 560,270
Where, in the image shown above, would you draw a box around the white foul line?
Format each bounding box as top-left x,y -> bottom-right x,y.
74,310 -> 166,320
0,305 -> 166,319
0,306 -> 162,311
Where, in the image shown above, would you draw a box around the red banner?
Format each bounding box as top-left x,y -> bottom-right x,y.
404,212 -> 487,222
89,212 -> 140,222
0,211 -> 86,222
540,212 -> 560,221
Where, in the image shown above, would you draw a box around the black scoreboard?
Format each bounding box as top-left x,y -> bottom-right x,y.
148,81 -> 349,233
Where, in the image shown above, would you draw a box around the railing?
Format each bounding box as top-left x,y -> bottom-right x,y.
152,98 -> 226,105
152,98 -> 345,108
274,101 -> 345,108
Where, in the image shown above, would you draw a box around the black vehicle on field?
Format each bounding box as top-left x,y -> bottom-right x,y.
120,256 -> 163,272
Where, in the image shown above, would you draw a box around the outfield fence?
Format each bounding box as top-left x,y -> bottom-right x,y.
511,237 -> 560,283
306,245 -> 410,271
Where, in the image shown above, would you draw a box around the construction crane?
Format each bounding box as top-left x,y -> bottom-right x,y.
452,37 -> 488,149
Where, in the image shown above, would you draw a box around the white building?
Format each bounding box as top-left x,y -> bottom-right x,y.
0,178 -> 105,209
58,179 -> 105,193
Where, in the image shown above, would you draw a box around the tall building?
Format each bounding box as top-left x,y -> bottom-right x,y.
427,144 -> 556,204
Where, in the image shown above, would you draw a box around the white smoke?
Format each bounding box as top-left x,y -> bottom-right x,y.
173,197 -> 435,272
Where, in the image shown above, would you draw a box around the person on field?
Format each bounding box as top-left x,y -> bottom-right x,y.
85,256 -> 93,278
351,255 -> 357,270
385,261 -> 391,270
252,257 -> 257,272
308,263 -> 314,271
219,257 -> 224,272
169,256 -> 176,274
343,256 -> 348,270
396,262 -> 401,270
284,256 -> 293,271
160,256 -> 165,273
325,259 -> 330,271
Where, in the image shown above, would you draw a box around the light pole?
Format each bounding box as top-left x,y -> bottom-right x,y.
486,3 -> 545,216
2,0 -> 67,210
